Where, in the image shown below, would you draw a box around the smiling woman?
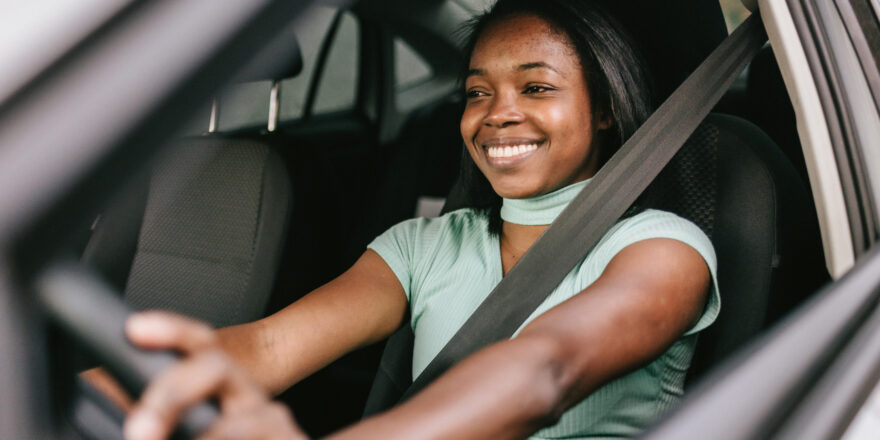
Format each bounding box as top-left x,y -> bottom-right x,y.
455,0 -> 653,235
119,1 -> 716,439
462,14 -> 606,199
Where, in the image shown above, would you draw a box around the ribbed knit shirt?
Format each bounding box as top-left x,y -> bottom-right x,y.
367,180 -> 720,439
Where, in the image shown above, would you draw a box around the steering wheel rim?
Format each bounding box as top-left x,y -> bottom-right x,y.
38,262 -> 218,439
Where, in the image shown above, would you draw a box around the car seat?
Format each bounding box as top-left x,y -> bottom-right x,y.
360,95 -> 464,240
638,113 -> 828,381
79,45 -> 303,327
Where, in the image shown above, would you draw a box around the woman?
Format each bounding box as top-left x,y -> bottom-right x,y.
120,0 -> 719,438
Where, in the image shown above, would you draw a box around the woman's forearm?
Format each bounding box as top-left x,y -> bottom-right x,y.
218,250 -> 409,395
326,335 -> 570,440
214,320 -> 289,393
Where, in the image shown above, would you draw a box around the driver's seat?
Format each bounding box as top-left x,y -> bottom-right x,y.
639,112 -> 827,382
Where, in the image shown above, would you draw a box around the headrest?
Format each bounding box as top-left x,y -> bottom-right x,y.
599,0 -> 728,103
233,22 -> 304,83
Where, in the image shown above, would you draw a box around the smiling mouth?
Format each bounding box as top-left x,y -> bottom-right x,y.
480,139 -> 544,166
486,143 -> 539,158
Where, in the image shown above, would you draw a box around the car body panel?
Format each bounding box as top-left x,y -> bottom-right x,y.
762,0 -> 855,278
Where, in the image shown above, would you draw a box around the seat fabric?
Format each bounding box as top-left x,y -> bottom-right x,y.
84,137 -> 291,328
642,113 -> 828,382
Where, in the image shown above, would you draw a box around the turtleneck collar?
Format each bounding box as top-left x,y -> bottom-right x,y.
500,178 -> 591,225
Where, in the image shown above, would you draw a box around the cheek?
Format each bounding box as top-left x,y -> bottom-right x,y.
538,104 -> 595,164
460,107 -> 480,144
460,114 -> 482,164
536,103 -> 587,145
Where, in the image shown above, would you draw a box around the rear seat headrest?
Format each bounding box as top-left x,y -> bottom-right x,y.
234,23 -> 304,83
598,0 -> 727,103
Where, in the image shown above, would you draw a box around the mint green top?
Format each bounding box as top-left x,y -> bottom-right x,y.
367,180 -> 720,439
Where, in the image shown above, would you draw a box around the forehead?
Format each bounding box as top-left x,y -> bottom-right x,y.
469,14 -> 579,70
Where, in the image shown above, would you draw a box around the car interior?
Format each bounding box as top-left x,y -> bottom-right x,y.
61,0 -> 835,437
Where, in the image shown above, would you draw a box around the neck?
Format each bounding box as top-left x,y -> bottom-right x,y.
500,178 -> 590,225
498,179 -> 591,275
499,221 -> 547,276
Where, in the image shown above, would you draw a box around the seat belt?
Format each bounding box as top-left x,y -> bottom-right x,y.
364,15 -> 767,415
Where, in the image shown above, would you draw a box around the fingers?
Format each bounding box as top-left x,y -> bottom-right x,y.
80,367 -> 135,411
125,348 -> 268,439
126,311 -> 217,353
124,311 -> 280,440
196,403 -> 309,440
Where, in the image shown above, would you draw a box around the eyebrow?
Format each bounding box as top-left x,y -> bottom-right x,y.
466,68 -> 486,78
466,62 -> 559,78
517,62 -> 559,73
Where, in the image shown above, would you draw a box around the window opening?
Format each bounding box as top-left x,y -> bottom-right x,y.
719,0 -> 751,33
309,11 -> 360,117
394,37 -> 433,91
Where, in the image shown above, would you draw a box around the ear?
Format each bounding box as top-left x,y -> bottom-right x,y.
596,113 -> 612,130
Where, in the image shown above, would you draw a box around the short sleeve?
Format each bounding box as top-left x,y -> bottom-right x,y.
591,210 -> 720,336
366,218 -> 423,302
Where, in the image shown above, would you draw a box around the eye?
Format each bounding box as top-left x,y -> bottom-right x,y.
465,89 -> 487,99
524,84 -> 553,94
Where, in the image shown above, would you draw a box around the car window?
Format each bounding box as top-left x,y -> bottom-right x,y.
214,7 -> 359,131
394,36 -> 435,110
395,37 -> 433,91
456,0 -> 494,14
719,0 -> 751,32
312,11 -> 360,115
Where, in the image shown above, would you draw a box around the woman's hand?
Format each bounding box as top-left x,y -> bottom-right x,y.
122,311 -> 308,440
81,366 -> 135,412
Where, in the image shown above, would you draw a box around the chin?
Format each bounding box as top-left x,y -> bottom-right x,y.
489,177 -> 546,199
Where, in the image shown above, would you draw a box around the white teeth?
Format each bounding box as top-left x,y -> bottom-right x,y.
485,143 -> 539,158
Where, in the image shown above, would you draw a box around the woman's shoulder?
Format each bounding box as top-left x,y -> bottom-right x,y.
366,208 -> 491,297
612,209 -> 710,241
385,207 -> 488,236
370,207 -> 489,250
598,208 -> 716,268
596,209 -> 721,336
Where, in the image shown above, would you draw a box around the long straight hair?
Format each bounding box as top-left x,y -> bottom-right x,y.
453,0 -> 654,234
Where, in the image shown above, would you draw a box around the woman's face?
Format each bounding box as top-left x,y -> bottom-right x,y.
461,14 -> 608,199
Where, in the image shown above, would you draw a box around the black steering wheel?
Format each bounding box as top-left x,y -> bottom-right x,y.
37,261 -> 218,439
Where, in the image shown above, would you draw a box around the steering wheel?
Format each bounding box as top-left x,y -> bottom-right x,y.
37,261 -> 218,439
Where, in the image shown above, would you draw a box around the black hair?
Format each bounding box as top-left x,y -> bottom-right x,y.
453,0 -> 654,234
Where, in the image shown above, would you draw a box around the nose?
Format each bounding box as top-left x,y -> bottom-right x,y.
483,92 -> 524,128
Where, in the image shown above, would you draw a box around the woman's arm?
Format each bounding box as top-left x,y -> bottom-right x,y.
85,249 -> 407,408
125,237 -> 710,439
216,249 -> 408,394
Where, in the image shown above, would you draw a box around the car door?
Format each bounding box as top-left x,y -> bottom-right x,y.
641,0 -> 880,438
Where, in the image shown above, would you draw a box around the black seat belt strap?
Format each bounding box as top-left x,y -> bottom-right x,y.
399,16 -> 767,402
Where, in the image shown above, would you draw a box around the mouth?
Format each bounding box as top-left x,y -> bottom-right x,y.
479,138 -> 545,168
